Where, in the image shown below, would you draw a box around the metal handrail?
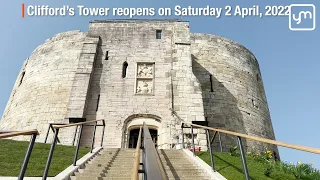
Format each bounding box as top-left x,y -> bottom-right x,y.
185,122 -> 320,154
131,127 -> 142,180
142,122 -> 167,180
182,122 -> 320,180
0,129 -> 39,180
0,130 -> 39,138
52,119 -> 101,129
42,119 -> 105,180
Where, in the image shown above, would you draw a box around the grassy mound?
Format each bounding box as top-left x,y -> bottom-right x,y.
197,151 -> 320,180
0,139 -> 89,177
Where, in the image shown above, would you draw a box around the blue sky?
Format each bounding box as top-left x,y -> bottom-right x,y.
0,0 -> 319,168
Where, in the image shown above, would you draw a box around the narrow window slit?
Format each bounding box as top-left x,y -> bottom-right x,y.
19,71 -> 25,86
122,61 -> 128,78
256,73 -> 261,81
209,75 -> 213,92
105,51 -> 109,60
96,94 -> 100,111
156,30 -> 162,39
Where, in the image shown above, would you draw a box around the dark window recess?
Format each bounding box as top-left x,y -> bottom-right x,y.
156,30 -> 162,39
96,94 -> 100,111
122,61 -> 128,78
105,51 -> 109,60
251,99 -> 259,109
257,73 -> 261,81
209,75 -> 213,92
19,71 -> 25,86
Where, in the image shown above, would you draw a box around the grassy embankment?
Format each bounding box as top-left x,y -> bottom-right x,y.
0,139 -> 89,177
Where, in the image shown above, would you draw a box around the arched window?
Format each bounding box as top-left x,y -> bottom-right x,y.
122,61 -> 128,78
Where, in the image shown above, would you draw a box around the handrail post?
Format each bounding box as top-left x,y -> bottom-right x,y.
181,126 -> 184,149
206,129 -> 215,171
18,133 -> 37,180
90,122 -> 97,153
72,125 -> 78,146
73,124 -> 83,166
210,131 -> 218,145
237,136 -> 250,180
101,120 -> 105,147
42,128 -> 59,180
44,124 -> 51,143
218,132 -> 222,152
191,125 -> 195,156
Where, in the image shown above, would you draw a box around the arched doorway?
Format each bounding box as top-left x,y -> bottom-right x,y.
122,114 -> 162,148
128,128 -> 158,148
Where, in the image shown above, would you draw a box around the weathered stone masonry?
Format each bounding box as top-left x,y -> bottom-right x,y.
0,20 -> 278,155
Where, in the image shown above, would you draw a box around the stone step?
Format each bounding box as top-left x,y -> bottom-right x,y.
87,160 -> 113,164
74,174 -> 211,180
72,177 -> 211,180
71,148 -> 209,180
78,168 -> 106,174
111,162 -> 135,164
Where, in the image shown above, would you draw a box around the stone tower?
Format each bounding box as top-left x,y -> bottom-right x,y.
0,19 -> 278,155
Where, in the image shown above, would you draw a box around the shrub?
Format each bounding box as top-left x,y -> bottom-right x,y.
270,172 -> 296,180
264,166 -> 272,177
229,146 -> 240,157
268,161 -> 320,180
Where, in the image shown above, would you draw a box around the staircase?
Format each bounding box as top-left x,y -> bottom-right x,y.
71,148 -> 136,180
71,148 -> 211,180
159,149 -> 212,180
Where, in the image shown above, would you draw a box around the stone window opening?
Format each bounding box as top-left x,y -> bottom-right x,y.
96,94 -> 100,111
19,71 -> 25,86
256,73 -> 261,81
251,98 -> 259,109
105,51 -> 109,60
156,30 -> 162,39
122,61 -> 128,78
209,75 -> 213,92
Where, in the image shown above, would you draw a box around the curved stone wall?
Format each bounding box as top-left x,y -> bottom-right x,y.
0,30 -> 87,143
0,21 -> 278,156
191,33 -> 278,154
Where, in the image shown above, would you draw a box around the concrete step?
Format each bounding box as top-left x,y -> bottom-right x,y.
74,174 -> 211,180
72,177 -> 211,180
72,148 -> 209,180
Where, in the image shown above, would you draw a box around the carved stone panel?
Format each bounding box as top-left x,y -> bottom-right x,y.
136,79 -> 153,94
137,63 -> 154,78
136,63 -> 154,95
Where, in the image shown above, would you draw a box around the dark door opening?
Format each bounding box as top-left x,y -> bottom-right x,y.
128,128 -> 158,148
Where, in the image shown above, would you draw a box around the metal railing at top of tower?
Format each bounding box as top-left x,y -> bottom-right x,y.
181,121 -> 320,180
0,129 -> 40,180
42,118 -> 106,180
131,122 -> 167,180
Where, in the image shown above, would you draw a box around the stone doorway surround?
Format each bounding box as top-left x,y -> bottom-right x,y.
121,114 -> 162,148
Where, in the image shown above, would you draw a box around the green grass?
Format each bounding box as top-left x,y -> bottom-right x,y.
0,139 -> 90,177
197,151 -> 274,180
197,152 -> 296,180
